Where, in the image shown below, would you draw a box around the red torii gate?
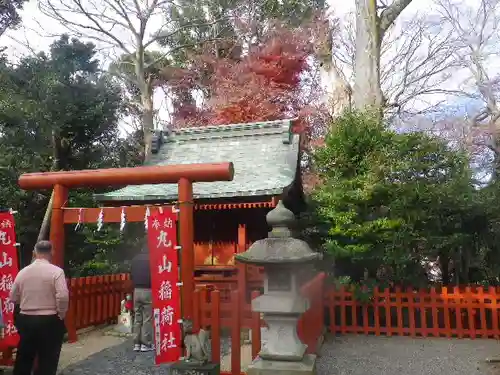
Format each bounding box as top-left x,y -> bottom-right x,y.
18,163 -> 234,326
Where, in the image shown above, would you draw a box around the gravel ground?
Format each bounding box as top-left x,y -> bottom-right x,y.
58,337 -> 232,375
317,334 -> 500,375
7,332 -> 493,375
58,329 -> 128,371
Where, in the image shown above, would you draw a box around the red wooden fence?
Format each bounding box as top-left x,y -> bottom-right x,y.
325,285 -> 500,339
20,274 -> 500,372
65,273 -> 132,342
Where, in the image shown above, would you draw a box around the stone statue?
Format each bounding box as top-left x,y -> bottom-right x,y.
182,319 -> 211,365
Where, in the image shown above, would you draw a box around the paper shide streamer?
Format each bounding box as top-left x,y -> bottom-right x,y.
75,208 -> 83,231
144,206 -> 151,231
97,208 -> 104,232
120,207 -> 127,232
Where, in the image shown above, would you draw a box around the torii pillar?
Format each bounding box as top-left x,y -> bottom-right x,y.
18,162 -> 234,320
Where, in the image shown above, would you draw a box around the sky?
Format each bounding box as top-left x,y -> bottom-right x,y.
3,0 -> 436,56
0,0 -> 486,135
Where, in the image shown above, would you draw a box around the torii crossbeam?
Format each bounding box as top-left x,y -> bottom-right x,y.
18,162 -> 234,323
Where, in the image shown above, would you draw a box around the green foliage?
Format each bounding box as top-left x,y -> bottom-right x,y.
311,111 -> 482,286
0,35 -> 139,271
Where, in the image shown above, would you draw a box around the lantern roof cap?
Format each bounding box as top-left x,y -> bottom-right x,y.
235,200 -> 320,265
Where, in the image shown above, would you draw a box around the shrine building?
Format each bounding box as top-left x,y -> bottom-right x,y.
94,119 -> 305,292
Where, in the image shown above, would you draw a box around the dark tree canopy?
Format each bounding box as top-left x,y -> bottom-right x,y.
0,35 -> 136,268
0,0 -> 28,37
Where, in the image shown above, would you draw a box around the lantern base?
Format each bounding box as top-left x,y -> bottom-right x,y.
247,354 -> 316,375
259,314 -> 307,361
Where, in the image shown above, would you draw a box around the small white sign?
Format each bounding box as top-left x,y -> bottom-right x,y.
114,312 -> 132,334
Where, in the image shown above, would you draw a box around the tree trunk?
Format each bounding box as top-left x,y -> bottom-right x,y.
37,131 -> 62,243
352,0 -> 413,112
142,92 -> 155,163
461,247 -> 470,284
37,190 -> 54,242
353,0 -> 383,111
134,47 -> 155,163
439,253 -> 450,285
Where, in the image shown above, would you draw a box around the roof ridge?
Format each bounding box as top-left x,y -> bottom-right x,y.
166,119 -> 297,144
171,118 -> 295,136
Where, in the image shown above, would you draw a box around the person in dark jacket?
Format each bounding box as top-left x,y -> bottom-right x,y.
130,246 -> 153,352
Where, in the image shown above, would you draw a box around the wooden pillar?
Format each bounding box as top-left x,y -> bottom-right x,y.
237,224 -> 247,305
178,177 -> 194,319
49,184 -> 68,268
237,224 -> 247,252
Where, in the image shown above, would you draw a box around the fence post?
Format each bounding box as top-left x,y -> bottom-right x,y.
211,289 -> 221,364
96,275 -> 104,324
395,286 -> 404,337
65,278 -> 78,343
193,288 -> 201,332
466,286 -> 476,339
82,277 -> 91,327
442,286 -> 451,338
490,286 -> 499,339
407,287 -> 415,337
90,276 -> 98,325
373,287 -> 380,336
231,290 -> 241,375
102,275 -> 109,322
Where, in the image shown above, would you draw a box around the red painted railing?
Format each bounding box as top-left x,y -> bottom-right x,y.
324,285 -> 500,338
65,273 -> 132,342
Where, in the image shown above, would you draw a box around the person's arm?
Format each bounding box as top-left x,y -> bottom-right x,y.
9,274 -> 21,328
54,270 -> 69,320
8,274 -> 21,305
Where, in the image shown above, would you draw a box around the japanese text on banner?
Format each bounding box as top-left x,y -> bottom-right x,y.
147,208 -> 181,365
0,211 -> 19,348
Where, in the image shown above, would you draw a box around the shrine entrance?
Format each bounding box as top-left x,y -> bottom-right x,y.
17,162 -> 234,341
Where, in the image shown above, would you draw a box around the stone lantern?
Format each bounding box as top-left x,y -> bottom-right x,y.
235,200 -> 321,375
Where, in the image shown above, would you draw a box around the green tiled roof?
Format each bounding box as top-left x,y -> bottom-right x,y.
94,119 -> 300,202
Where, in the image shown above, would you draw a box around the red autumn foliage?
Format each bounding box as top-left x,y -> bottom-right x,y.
164,17 -> 331,142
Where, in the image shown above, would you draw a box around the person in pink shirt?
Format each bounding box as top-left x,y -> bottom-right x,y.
9,240 -> 69,375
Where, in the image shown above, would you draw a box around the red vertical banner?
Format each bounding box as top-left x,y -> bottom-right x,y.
147,208 -> 182,365
0,211 -> 19,348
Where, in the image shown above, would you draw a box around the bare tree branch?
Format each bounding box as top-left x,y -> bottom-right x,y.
379,0 -> 414,37
435,0 -> 500,171
329,6 -> 458,117
38,0 -> 246,161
